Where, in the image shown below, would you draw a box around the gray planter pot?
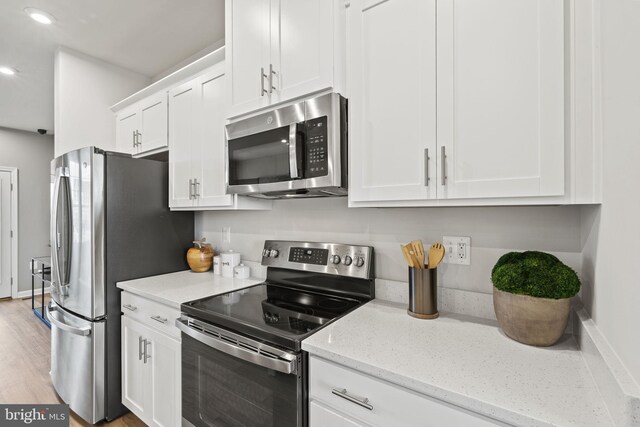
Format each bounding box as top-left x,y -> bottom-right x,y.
493,287 -> 571,347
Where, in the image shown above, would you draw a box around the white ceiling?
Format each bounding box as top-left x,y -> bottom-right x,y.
0,0 -> 224,133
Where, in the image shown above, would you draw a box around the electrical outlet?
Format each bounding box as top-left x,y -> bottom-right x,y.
442,236 -> 471,265
222,227 -> 231,244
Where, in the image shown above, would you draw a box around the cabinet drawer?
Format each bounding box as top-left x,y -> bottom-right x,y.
309,356 -> 502,427
121,292 -> 180,340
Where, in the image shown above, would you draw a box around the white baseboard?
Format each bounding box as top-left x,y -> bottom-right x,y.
16,287 -> 50,299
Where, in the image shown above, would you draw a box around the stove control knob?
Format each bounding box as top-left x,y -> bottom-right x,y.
355,256 -> 365,267
331,255 -> 341,265
269,249 -> 279,258
262,249 -> 270,257
343,255 -> 353,266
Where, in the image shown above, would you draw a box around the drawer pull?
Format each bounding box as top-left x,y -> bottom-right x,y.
123,304 -> 137,311
151,315 -> 168,324
331,388 -> 373,411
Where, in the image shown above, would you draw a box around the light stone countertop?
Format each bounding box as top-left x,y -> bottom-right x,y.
116,270 -> 264,309
302,299 -> 613,427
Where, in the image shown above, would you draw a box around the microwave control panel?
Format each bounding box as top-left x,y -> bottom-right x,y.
305,116 -> 328,178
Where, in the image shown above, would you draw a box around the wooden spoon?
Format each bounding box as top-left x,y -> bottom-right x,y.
427,243 -> 445,269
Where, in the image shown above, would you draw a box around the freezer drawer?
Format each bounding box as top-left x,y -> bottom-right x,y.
48,301 -> 105,424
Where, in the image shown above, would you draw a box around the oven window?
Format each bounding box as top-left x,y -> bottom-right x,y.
182,334 -> 301,427
228,126 -> 293,185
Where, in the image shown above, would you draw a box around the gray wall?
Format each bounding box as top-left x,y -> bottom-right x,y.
0,127 -> 54,293
196,198 -> 582,296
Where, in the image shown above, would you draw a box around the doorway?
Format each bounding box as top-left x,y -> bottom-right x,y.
0,168 -> 18,299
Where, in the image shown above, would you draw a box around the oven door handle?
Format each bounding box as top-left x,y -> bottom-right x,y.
176,319 -> 297,375
289,123 -> 302,179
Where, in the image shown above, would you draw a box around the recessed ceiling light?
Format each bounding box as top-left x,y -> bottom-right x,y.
23,7 -> 56,25
0,67 -> 17,76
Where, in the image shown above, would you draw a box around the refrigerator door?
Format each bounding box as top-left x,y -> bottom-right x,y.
51,147 -> 106,319
47,301 -> 105,424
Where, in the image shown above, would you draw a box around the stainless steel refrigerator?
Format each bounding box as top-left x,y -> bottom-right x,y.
46,147 -> 193,423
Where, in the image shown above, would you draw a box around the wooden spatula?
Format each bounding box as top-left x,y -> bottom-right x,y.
411,240 -> 425,268
427,243 -> 445,269
400,244 -> 415,268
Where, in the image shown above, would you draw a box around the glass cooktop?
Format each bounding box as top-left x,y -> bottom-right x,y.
181,283 -> 362,351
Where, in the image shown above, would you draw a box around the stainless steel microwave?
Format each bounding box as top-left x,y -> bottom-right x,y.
225,92 -> 347,199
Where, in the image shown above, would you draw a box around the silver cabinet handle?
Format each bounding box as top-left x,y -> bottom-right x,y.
261,68 -> 268,96
194,179 -> 200,198
151,315 -> 168,324
269,63 -> 276,93
331,388 -> 373,411
440,146 -> 447,185
138,336 -> 144,361
143,339 -> 151,364
123,304 -> 137,311
424,148 -> 430,187
132,130 -> 136,148
189,179 -> 194,200
136,130 -> 142,147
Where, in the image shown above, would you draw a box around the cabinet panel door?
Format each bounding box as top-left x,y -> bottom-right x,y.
138,92 -> 168,155
310,400 -> 368,427
121,317 -> 150,421
147,328 -> 181,427
168,82 -> 198,208
348,0 -> 437,202
116,107 -> 139,155
437,0 -> 564,199
198,68 -> 235,208
272,0 -> 334,104
226,0 -> 271,117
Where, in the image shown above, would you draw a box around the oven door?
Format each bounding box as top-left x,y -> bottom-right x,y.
177,317 -> 305,427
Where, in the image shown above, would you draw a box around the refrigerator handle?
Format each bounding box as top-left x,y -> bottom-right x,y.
46,302 -> 91,336
51,167 -> 72,290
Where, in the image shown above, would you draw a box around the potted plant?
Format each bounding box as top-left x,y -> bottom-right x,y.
491,251 -> 580,346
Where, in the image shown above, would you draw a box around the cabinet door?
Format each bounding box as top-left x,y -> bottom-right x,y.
115,107 -> 139,155
437,0 -> 564,199
348,0 -> 437,203
121,317 -> 151,421
271,0 -> 334,104
138,92 -> 169,155
226,0 -> 271,117
168,81 -> 198,209
310,400 -> 369,427
197,68 -> 235,208
147,328 -> 181,427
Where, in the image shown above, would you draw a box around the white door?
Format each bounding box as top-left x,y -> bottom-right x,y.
348,0 -> 437,203
271,0 -> 334,104
147,327 -> 181,427
0,171 -> 12,298
198,68 -> 235,208
226,0 -> 272,117
309,401 -> 368,427
168,81 -> 198,209
116,107 -> 139,155
121,317 -> 151,421
138,92 -> 169,155
436,0 -> 564,199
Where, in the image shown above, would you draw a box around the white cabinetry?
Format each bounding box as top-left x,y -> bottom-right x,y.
121,294 -> 181,427
309,356 -> 502,427
115,92 -> 168,157
348,0 -> 591,206
226,0 -> 344,118
168,63 -> 271,210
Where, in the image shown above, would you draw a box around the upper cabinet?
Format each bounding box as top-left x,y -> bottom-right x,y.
226,0 -> 345,119
115,92 -> 168,157
349,0 -> 598,206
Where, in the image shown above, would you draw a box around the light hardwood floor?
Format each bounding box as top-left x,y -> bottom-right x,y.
0,296 -> 145,427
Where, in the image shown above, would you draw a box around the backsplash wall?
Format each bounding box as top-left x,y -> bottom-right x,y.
196,198 -> 582,296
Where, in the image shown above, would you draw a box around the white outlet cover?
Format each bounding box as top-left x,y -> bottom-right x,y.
442,236 -> 471,265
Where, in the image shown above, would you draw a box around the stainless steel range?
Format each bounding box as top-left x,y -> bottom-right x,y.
176,240 -> 375,427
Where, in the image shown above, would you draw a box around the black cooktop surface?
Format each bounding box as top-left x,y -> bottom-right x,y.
181,283 -> 363,351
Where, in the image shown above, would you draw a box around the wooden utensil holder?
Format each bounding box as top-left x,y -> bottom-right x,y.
408,267 -> 439,319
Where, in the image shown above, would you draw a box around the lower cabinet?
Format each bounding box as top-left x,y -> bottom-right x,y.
122,307 -> 181,426
309,356 -> 503,427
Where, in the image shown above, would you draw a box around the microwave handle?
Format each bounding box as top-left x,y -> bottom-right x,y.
289,123 -> 302,179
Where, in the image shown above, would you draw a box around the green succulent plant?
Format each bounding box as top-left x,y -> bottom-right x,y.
491,251 -> 580,299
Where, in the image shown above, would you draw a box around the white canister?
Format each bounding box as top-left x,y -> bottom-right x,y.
234,263 -> 251,279
213,256 -> 221,276
220,250 -> 241,278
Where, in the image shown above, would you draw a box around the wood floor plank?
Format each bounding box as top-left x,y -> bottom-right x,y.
0,297 -> 146,427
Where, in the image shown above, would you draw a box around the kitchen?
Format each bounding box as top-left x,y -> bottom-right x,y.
0,0 -> 638,426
